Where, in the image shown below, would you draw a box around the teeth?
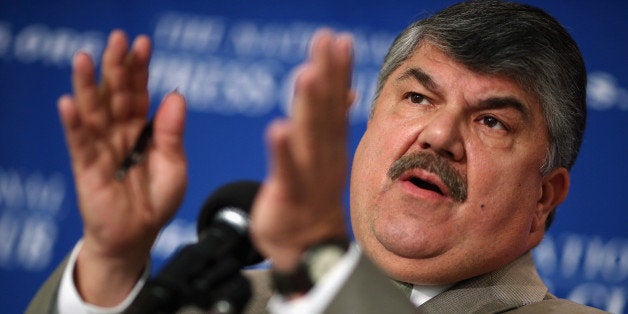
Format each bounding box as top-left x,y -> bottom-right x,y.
409,177 -> 444,195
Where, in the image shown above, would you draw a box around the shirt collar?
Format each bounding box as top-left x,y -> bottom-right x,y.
409,283 -> 452,307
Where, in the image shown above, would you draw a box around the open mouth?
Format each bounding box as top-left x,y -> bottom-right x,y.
409,177 -> 444,196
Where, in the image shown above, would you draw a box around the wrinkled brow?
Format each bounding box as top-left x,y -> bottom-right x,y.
397,67 -> 440,94
478,97 -> 531,121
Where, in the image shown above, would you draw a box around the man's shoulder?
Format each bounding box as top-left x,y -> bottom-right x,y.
509,295 -> 608,313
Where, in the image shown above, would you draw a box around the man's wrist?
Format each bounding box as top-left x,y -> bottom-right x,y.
75,240 -> 150,306
58,239 -> 151,313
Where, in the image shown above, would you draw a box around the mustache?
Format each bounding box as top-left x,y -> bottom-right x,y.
387,152 -> 468,202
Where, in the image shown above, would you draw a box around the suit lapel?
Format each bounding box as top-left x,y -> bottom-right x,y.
417,252 -> 548,313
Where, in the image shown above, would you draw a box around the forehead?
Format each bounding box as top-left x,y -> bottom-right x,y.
387,42 -> 543,116
378,42 -> 551,145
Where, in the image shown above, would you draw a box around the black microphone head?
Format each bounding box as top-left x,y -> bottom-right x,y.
196,180 -> 263,266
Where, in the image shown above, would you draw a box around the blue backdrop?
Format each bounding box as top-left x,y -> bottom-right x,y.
0,1 -> 626,313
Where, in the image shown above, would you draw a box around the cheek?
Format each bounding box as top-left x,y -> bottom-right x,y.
463,155 -> 541,240
352,123 -> 397,181
467,139 -> 543,195
351,120 -> 417,202
350,122 -> 399,236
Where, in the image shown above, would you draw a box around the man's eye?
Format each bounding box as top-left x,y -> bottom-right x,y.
481,116 -> 507,130
405,92 -> 429,105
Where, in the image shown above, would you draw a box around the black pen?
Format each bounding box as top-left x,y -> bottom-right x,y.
115,119 -> 154,180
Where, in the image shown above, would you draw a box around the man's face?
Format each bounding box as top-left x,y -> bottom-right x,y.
350,42 -> 563,285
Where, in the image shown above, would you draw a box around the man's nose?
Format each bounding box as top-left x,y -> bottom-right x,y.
416,109 -> 465,161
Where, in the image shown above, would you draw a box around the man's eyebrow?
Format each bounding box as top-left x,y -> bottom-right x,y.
478,97 -> 531,121
396,67 -> 531,119
397,67 -> 440,93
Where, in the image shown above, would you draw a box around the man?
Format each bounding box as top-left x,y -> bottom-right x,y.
28,1 -> 606,313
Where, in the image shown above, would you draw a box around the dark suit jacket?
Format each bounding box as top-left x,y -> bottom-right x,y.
27,251 -> 606,313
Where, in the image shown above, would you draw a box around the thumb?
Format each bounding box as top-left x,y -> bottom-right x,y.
153,91 -> 186,154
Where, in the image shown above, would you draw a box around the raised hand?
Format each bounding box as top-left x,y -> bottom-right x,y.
250,30 -> 355,271
57,30 -> 187,306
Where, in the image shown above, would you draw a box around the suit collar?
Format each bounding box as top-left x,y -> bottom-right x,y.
417,251 -> 548,313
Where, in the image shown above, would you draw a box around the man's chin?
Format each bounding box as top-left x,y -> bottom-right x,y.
370,234 -> 446,262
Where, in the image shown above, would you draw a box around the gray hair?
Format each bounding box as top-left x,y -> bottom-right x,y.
373,1 -> 587,229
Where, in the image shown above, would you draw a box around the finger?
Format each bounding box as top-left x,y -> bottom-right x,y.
291,29 -> 335,131
58,95 -> 80,131
265,119 -> 300,200
71,51 -> 107,131
127,35 -> 151,91
100,30 -> 133,124
57,95 -> 98,170
125,35 -> 152,119
101,30 -> 130,94
145,91 -> 187,218
288,34 -> 334,167
110,35 -> 151,122
290,31 -> 353,165
331,33 -> 354,114
152,91 -> 187,159
295,29 -> 335,123
312,31 -> 353,119
295,30 -> 353,132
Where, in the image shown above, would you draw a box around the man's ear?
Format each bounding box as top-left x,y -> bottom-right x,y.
532,167 -> 570,233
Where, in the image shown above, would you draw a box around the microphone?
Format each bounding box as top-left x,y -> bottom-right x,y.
125,180 -> 263,314
196,180 -> 264,267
